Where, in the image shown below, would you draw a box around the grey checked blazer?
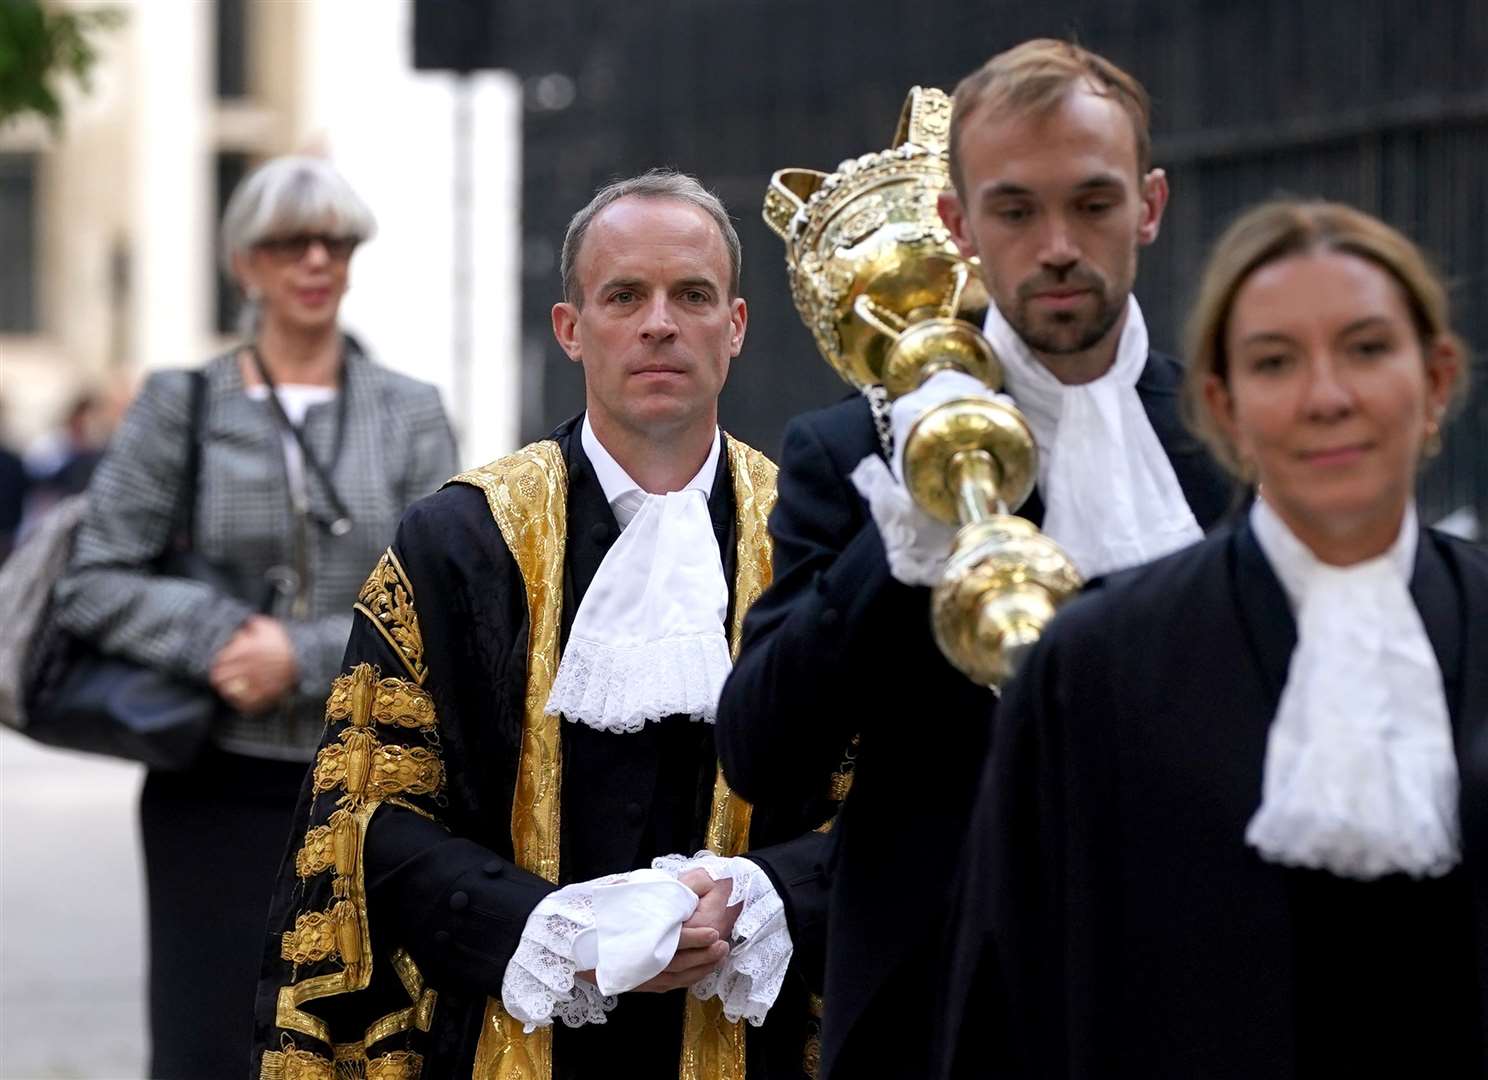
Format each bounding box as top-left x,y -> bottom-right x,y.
55,343 -> 458,760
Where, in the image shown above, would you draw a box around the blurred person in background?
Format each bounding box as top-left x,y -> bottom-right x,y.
18,389 -> 125,530
0,435 -> 26,562
967,200 -> 1485,1077
24,392 -> 113,503
53,155 -> 458,1079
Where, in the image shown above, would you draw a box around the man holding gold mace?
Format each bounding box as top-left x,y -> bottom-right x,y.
716,40 -> 1233,1080
253,171 -> 833,1080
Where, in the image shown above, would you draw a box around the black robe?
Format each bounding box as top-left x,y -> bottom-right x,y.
253,416 -> 832,1079
965,521 -> 1488,1078
715,353 -> 1235,1080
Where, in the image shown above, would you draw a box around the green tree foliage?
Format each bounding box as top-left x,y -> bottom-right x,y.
0,1 -> 123,130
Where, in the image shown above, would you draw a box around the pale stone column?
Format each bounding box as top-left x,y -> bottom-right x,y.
130,0 -> 212,373
295,0 -> 523,469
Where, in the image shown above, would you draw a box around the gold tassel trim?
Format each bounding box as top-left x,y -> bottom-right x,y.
326,670 -> 436,730
366,1051 -> 423,1079
313,742 -> 443,802
259,1047 -> 423,1080
260,1046 -> 335,1080
280,900 -> 365,976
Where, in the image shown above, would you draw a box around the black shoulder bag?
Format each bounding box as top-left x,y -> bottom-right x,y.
25,372 -> 226,770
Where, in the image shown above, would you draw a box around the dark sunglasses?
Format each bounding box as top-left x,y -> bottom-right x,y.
255,232 -> 359,262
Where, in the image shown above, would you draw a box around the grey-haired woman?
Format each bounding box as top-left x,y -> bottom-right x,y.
55,156 -> 457,1078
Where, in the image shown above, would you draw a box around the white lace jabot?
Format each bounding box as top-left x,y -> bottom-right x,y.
544,417 -> 732,734
983,296 -> 1203,578
1245,497 -> 1461,880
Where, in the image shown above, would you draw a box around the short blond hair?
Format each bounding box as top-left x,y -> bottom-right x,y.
1182,198 -> 1471,476
948,39 -> 1152,200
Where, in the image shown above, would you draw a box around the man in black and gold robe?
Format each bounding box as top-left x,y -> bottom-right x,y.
252,171 -> 831,1080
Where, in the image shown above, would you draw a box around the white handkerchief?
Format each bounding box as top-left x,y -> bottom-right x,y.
586,869 -> 700,995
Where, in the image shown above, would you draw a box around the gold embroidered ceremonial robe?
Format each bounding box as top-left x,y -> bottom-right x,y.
253,417 -> 833,1080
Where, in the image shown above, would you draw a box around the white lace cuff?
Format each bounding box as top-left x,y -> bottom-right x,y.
851,455 -> 955,587
545,630 -> 733,734
653,852 -> 794,1027
501,882 -> 619,1032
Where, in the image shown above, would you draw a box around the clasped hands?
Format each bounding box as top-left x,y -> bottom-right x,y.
576,868 -> 742,995
209,614 -> 298,713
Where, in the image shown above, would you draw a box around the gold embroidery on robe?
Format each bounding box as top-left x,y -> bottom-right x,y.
451,445 -> 569,888
280,906 -> 340,965
273,800 -> 379,1044
269,649 -> 445,1071
679,438 -> 777,1080
296,821 -> 335,879
823,731 -> 862,815
452,442 -> 568,1079
261,1044 -> 426,1080
454,435 -> 779,1080
356,550 -> 428,684
801,994 -> 825,1078
366,1052 -> 425,1080
260,1046 -> 336,1080
327,671 -> 437,730
312,742 -> 443,800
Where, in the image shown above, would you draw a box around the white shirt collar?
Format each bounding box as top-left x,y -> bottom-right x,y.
581,413 -> 722,529
1249,494 -> 1419,609
245,383 -> 337,427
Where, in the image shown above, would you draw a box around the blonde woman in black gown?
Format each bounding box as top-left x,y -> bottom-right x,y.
967,199 -> 1485,1079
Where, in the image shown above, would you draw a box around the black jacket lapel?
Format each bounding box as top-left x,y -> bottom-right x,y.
711,435 -> 739,626
1136,351 -> 1238,530
1409,528 -> 1464,733
558,421 -> 620,648
1417,530 -> 1488,1071
1230,519 -> 1298,709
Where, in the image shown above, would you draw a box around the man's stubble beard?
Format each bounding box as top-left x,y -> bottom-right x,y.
1008,284 -> 1128,357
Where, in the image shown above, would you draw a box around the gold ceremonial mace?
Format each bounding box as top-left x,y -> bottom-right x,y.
763,86 -> 1083,687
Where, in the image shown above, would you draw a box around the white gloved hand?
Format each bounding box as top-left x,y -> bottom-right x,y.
888,370 -> 1011,482
851,456 -> 954,586
852,371 -> 1011,586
